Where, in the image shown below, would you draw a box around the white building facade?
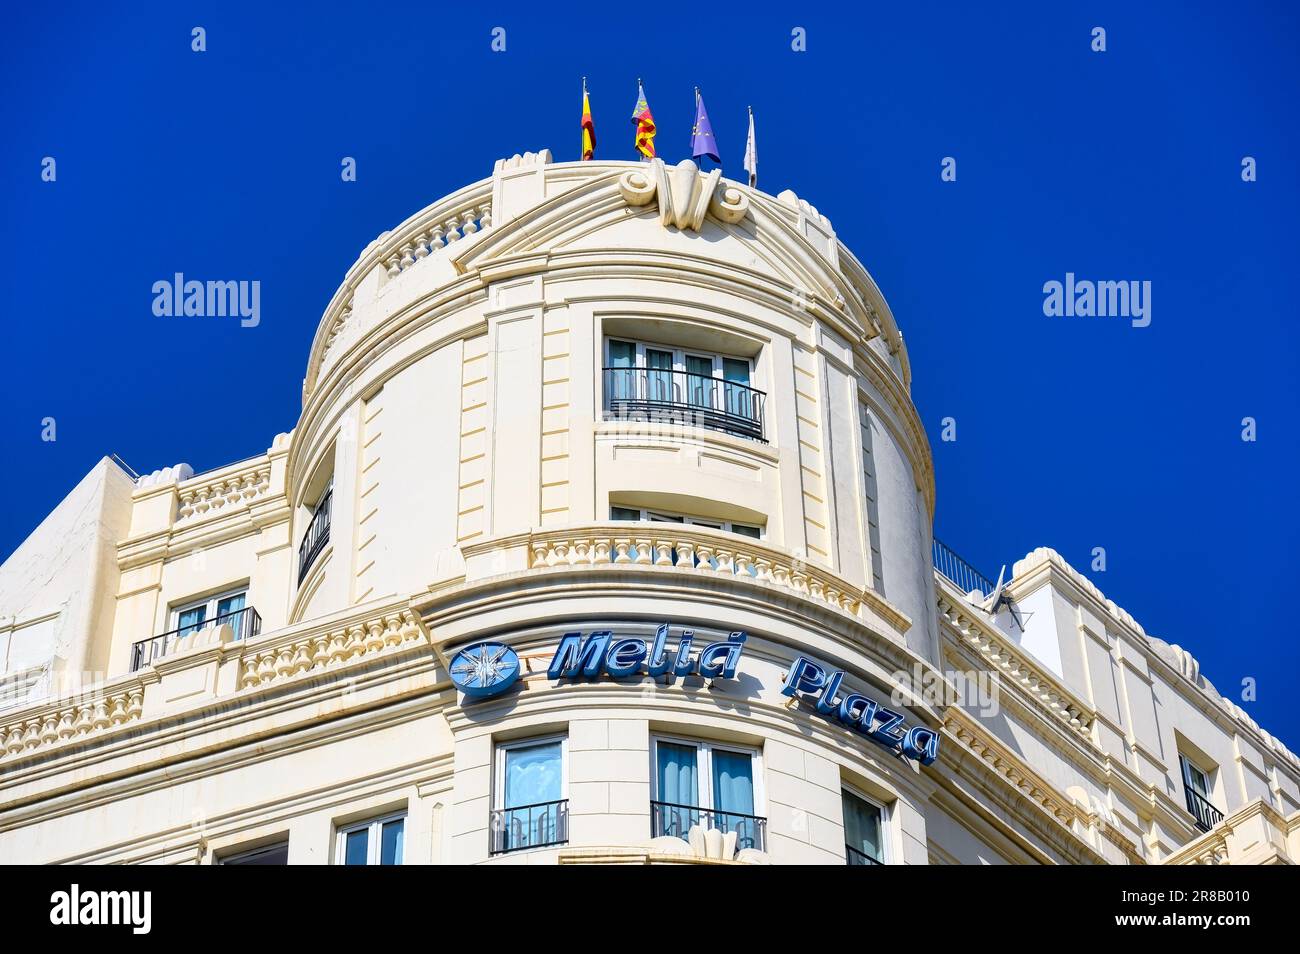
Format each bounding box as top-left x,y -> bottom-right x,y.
0,152 -> 1296,865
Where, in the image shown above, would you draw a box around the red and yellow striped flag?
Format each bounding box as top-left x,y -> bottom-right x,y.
631,81 -> 656,159
581,84 -> 596,160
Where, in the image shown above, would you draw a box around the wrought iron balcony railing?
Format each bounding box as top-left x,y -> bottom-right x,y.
1185,787 -> 1225,833
845,844 -> 884,865
130,606 -> 262,671
650,799 -> 767,852
932,536 -> 997,597
489,799 -> 569,855
603,367 -> 766,442
298,486 -> 332,585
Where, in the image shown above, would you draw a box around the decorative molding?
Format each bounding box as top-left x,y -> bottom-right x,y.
0,677 -> 145,762
237,609 -> 426,690
501,522 -> 911,635
943,708 -> 1080,830
937,590 -> 1094,739
1011,546 -> 1300,772
616,158 -> 751,232
176,459 -> 272,523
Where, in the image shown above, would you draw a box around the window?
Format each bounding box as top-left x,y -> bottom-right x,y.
219,841 -> 289,866
1180,754 -> 1224,832
337,811 -> 405,865
650,736 -> 765,851
610,505 -> 762,539
491,736 -> 568,854
602,337 -> 765,441
172,587 -> 254,641
842,789 -> 886,865
298,477 -> 333,585
859,404 -> 886,594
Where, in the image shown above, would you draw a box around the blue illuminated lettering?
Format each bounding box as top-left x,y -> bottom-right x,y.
783,654 -> 939,768
547,625 -> 747,683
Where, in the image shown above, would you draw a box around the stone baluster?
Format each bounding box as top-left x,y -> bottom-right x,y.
444,217 -> 462,243
461,210 -> 479,236
385,253 -> 401,278
414,231 -> 431,260
674,541 -> 695,568
428,224 -> 446,250
479,203 -> 492,229
399,242 -> 415,270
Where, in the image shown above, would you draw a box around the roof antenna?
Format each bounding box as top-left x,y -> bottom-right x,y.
981,564 -> 1026,633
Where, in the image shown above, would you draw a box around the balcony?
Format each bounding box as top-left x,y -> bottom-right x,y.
1186,788 -> 1226,834
650,800 -> 767,852
603,366 -> 766,442
298,486 -> 332,585
489,799 -> 569,855
845,844 -> 883,865
932,536 -> 996,597
130,606 -> 262,671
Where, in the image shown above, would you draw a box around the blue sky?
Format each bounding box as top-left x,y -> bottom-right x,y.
2,3 -> 1297,747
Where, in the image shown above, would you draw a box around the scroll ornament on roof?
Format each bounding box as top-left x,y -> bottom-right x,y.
617,158 -> 749,232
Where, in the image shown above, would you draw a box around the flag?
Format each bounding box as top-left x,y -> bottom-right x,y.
631,80 -> 656,159
690,88 -> 720,164
743,106 -> 757,187
581,80 -> 596,160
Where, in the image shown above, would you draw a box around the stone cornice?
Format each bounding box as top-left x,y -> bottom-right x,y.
467,522 -> 913,636
1159,798 -> 1299,866
1010,547 -> 1300,777
929,733 -> 1104,864
0,596 -> 432,783
936,585 -> 1094,739
935,576 -> 1205,851
943,707 -> 1080,827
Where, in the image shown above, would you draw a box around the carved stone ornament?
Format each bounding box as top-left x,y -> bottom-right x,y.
617,158 -> 750,231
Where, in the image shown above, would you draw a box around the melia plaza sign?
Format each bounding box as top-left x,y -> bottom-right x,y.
447,624 -> 938,767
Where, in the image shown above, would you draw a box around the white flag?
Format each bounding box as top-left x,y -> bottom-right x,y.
743,108 -> 757,188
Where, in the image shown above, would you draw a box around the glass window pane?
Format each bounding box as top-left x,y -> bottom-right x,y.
843,791 -> 883,862
721,358 -> 751,420
178,606 -> 207,636
731,523 -> 761,538
607,342 -> 636,402
656,742 -> 699,807
216,593 -> 245,617
610,506 -> 640,521
711,750 -> 755,816
608,340 -> 635,367
216,593 -> 246,639
655,742 -> 701,840
647,511 -> 685,523
504,741 -> 563,809
380,818 -> 404,865
685,355 -> 714,408
645,349 -> 674,404
343,828 -> 369,866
